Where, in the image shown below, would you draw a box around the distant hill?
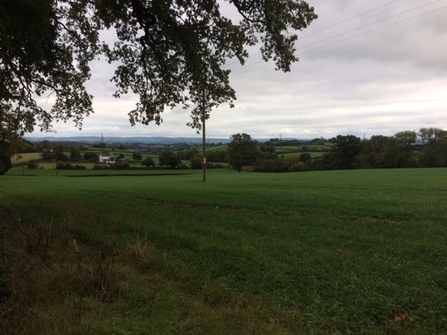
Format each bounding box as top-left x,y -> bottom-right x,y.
24,136 -> 313,144
24,136 -> 233,144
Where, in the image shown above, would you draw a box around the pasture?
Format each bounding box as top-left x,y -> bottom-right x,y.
1,168 -> 447,334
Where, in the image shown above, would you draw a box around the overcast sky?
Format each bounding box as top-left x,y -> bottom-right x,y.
30,0 -> 447,140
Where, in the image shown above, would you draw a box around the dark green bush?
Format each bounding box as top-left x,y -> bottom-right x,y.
26,160 -> 38,169
93,164 -> 109,170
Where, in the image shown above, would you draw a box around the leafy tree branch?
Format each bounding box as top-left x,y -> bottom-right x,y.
0,0 -> 317,135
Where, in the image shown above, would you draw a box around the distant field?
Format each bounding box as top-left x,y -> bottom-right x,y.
11,152 -> 42,164
278,151 -> 324,158
1,168 -> 447,334
275,145 -> 329,157
206,144 -> 228,151
275,144 -> 331,151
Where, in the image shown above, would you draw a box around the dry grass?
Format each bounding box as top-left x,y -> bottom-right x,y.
12,153 -> 42,164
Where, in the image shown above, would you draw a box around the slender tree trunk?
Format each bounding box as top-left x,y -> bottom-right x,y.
202,92 -> 207,182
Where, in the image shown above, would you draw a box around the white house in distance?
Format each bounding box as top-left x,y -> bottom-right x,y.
98,152 -> 115,164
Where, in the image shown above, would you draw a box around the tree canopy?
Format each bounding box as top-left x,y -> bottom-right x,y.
141,156 -> 155,169
158,151 -> 182,168
227,132 -> 260,171
0,109 -> 30,173
0,0 -> 317,135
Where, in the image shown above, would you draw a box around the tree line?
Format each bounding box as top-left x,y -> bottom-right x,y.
1,127 -> 446,174
248,128 -> 447,173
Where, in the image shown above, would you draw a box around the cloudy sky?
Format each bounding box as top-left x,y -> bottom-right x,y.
30,0 -> 447,140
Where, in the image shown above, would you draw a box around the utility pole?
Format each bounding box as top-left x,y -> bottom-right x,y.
202,91 -> 207,182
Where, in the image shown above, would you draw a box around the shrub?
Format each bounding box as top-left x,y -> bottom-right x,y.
298,153 -> 312,164
288,163 -> 312,172
209,163 -> 224,169
0,152 -> 11,175
111,162 -> 129,170
93,164 -> 108,170
83,152 -> 98,161
189,155 -> 203,169
178,163 -> 189,170
56,161 -> 72,170
73,165 -> 87,170
56,162 -> 86,170
253,158 -> 287,172
27,160 -> 38,169
142,157 -> 155,169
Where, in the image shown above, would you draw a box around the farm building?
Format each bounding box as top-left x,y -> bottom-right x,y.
99,152 -> 115,163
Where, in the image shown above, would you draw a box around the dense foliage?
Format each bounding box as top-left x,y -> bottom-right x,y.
0,0 -> 317,135
254,128 -> 447,172
0,109 -> 31,174
227,133 -> 261,171
158,150 -> 183,169
141,156 -> 155,169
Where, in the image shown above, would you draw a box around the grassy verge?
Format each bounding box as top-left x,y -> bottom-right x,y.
1,169 -> 447,334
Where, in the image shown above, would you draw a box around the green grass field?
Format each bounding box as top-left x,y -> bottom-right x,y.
206,144 -> 228,151
1,168 -> 447,334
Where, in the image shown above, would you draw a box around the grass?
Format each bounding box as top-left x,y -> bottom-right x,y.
5,166 -> 192,177
1,168 -> 447,334
206,144 -> 228,151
